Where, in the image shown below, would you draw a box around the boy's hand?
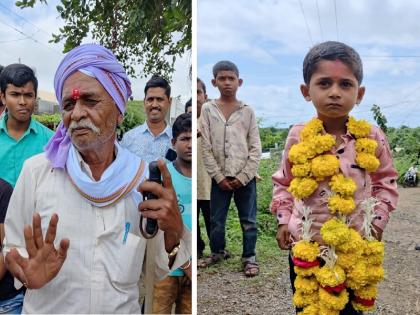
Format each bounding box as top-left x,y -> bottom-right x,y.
371,223 -> 383,241
218,178 -> 233,191
276,224 -> 291,250
229,178 -> 243,190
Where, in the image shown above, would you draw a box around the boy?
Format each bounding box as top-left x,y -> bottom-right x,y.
152,113 -> 192,314
271,41 -> 398,314
199,61 -> 262,277
0,63 -> 54,187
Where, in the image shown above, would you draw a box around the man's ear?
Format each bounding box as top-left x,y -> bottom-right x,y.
356,86 -> 366,105
300,84 -> 311,101
238,78 -> 243,87
171,138 -> 176,146
1,92 -> 5,106
211,78 -> 217,87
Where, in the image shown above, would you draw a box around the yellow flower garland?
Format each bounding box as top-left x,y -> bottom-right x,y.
287,117 -> 385,312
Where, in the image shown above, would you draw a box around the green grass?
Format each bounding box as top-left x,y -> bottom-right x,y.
199,158 -> 288,277
125,100 -> 146,123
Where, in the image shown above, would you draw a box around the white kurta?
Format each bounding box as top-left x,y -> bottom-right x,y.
3,153 -> 191,314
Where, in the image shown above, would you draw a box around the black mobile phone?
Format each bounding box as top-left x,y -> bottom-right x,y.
142,161 -> 161,236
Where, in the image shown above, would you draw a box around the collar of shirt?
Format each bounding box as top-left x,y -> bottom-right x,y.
0,114 -> 39,137
140,121 -> 171,138
75,145 -> 119,181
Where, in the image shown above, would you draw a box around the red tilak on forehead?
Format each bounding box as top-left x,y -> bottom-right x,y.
72,89 -> 80,100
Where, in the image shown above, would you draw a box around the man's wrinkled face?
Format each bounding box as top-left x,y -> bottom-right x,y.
61,71 -> 122,152
144,87 -> 171,123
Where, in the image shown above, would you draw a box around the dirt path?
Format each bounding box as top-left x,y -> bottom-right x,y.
197,187 -> 420,314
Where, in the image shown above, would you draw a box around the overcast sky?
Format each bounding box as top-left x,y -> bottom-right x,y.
198,0 -> 420,128
0,0 -> 191,103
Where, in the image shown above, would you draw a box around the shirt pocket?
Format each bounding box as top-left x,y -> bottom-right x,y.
109,232 -> 146,287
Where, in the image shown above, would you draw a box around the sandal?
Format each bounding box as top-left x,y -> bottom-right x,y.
243,261 -> 259,277
198,250 -> 231,268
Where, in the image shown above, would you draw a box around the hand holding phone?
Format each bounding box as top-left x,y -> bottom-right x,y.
140,161 -> 161,238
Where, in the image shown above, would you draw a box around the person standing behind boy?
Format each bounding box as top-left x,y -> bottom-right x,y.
0,64 -> 54,187
196,78 -> 211,259
199,61 -> 262,277
152,113 -> 192,314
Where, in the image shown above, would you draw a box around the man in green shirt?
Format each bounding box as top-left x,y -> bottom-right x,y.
0,64 -> 54,187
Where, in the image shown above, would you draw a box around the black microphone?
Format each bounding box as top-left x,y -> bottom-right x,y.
143,161 -> 161,236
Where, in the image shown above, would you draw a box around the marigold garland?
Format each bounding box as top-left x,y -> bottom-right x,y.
329,174 -> 357,196
289,178 -> 318,199
319,287 -> 349,311
286,117 -> 385,312
295,276 -> 319,294
297,304 -> 319,315
292,241 -> 320,262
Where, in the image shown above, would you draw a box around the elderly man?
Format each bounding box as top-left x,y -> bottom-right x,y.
3,44 -> 190,313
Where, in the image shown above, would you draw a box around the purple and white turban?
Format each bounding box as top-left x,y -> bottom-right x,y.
45,44 -> 132,168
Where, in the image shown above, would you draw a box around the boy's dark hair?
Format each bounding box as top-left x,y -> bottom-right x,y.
303,41 -> 363,85
144,75 -> 171,98
185,98 -> 192,113
172,112 -> 192,140
197,77 -> 206,94
212,60 -> 239,78
0,63 -> 38,96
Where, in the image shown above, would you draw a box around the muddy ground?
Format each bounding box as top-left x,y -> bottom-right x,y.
197,187 -> 420,315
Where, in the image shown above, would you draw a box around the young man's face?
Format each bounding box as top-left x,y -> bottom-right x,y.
144,87 -> 171,123
172,131 -> 192,163
61,71 -> 122,152
1,82 -> 36,123
211,70 -> 242,98
197,81 -> 207,118
300,60 -> 365,121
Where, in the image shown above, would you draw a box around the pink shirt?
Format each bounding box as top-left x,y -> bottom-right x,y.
271,122 -> 399,244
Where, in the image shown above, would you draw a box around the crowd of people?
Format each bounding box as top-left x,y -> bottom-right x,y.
0,40 -> 404,315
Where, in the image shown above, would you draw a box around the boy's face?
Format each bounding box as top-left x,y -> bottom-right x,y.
1,82 -> 36,123
144,87 -> 171,123
197,81 -> 207,118
211,70 -> 242,98
300,60 -> 365,121
172,131 -> 192,163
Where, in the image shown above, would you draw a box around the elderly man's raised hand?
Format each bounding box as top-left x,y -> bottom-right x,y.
5,213 -> 70,289
138,160 -> 184,253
